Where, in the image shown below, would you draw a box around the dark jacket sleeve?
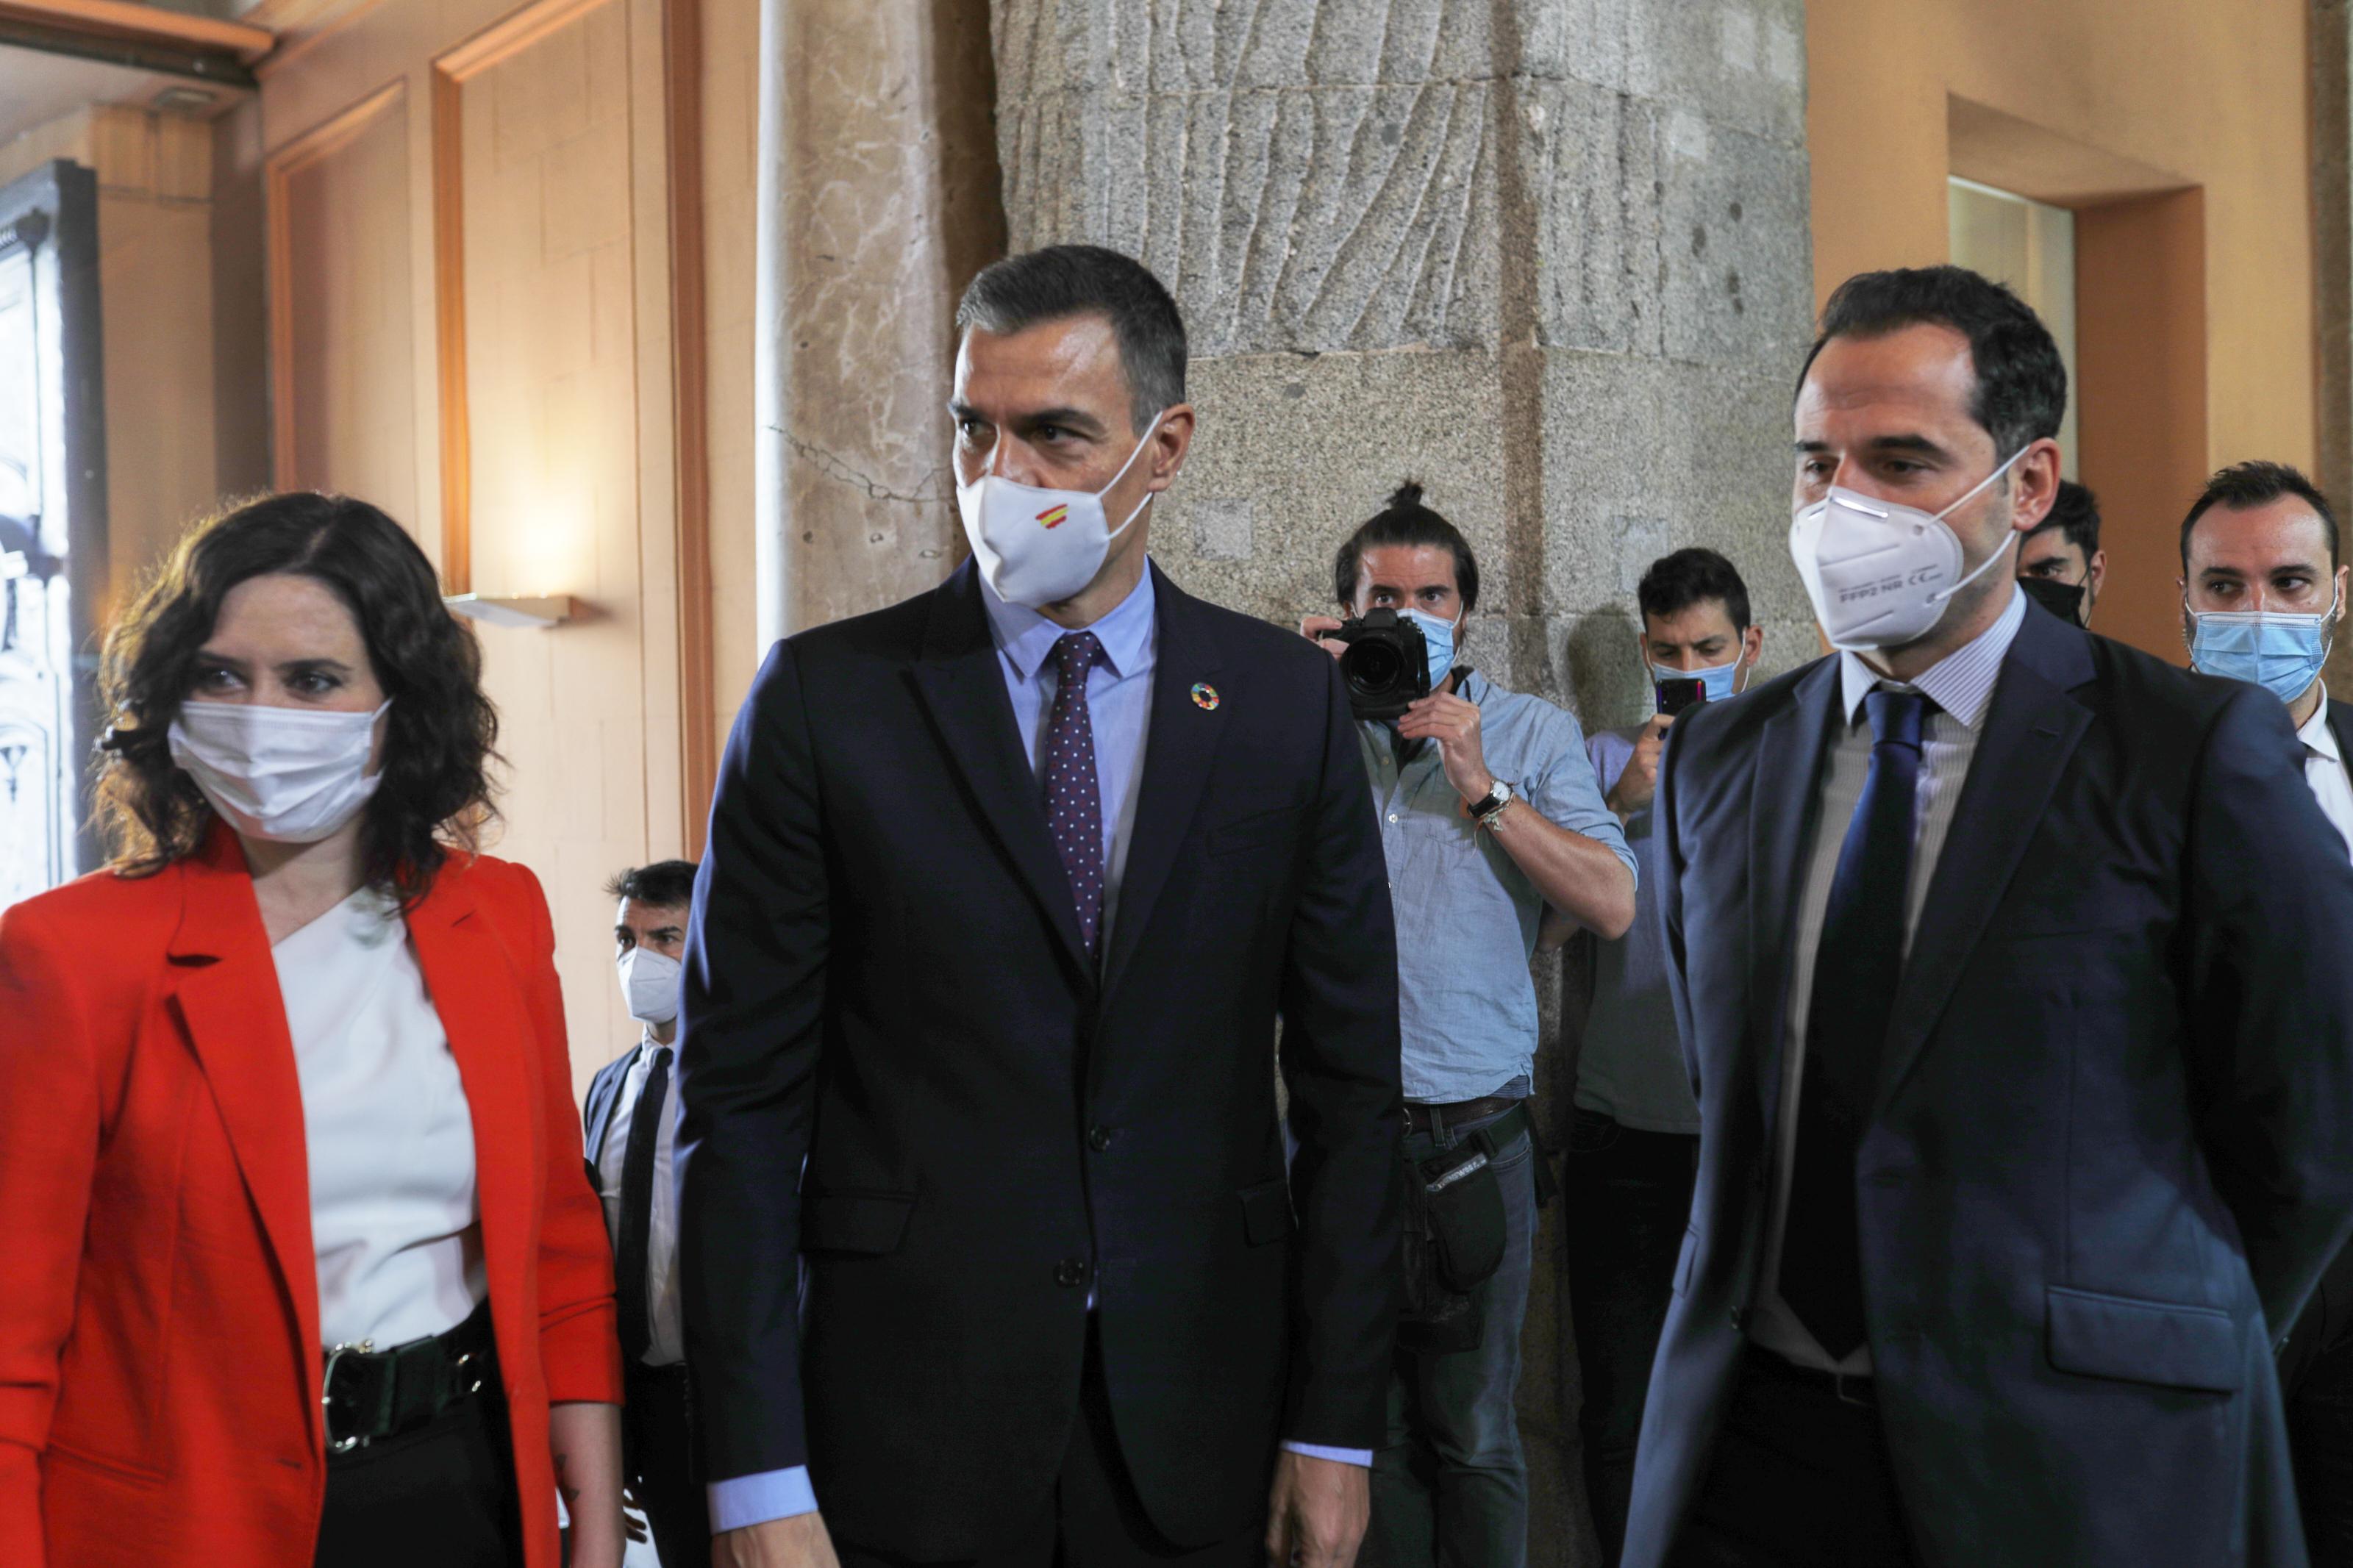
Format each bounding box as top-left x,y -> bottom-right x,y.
1276,655 -> 1405,1450
2183,684 -> 2353,1336
676,638 -> 829,1479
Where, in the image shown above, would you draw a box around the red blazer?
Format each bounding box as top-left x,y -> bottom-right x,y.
0,828 -> 622,1568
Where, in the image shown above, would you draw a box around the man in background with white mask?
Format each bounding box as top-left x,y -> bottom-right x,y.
2177,459 -> 2353,1567
1565,546 -> 1760,1567
1302,482 -> 1635,1567
1621,265 -> 2353,1568
679,245 -> 1404,1568
583,859 -> 707,1568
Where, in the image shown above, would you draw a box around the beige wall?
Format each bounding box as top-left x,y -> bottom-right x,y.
0,105 -> 228,620
249,0 -> 718,1094
1807,0 -> 2314,661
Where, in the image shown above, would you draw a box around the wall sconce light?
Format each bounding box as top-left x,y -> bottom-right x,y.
443,594 -> 576,629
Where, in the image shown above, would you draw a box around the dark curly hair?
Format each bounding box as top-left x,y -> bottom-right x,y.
94,492 -> 500,903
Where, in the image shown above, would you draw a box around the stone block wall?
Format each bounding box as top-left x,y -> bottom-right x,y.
990,2 -> 1815,1561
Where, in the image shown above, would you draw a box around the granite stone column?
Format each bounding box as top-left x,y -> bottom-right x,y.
754,0 -> 1004,642
989,3 -> 1815,1561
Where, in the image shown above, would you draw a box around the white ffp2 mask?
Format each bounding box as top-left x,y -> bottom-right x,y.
956,412 -> 1166,608
616,945 -> 682,1027
1789,446 -> 2030,651
167,699 -> 388,844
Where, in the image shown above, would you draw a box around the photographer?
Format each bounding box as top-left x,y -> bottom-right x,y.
1302,482 -> 1635,1568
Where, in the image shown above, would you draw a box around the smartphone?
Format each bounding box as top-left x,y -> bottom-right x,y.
1656,677 -> 1707,717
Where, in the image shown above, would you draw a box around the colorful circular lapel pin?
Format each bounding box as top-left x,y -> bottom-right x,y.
1190,682 -> 1221,711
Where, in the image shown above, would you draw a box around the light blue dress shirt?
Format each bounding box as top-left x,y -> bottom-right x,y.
708,564 -> 1361,1533
1357,669 -> 1636,1103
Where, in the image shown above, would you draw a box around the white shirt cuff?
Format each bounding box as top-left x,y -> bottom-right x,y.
1281,1439 -> 1374,1467
707,1466 -> 818,1531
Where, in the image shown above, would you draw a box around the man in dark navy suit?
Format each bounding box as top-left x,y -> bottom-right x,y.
2177,460 -> 2353,1568
676,246 -> 1402,1568
1623,267 -> 2353,1568
582,859 -> 709,1568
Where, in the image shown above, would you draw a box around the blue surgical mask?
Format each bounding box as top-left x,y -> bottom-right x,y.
2188,593 -> 2339,704
1399,608 -> 1457,688
1649,656 -> 1744,704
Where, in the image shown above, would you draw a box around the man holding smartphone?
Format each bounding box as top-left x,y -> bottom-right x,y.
1569,548 -> 1761,1564
1300,482 -> 1635,1567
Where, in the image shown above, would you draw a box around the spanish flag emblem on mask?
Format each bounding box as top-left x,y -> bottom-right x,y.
1036,504 -> 1069,529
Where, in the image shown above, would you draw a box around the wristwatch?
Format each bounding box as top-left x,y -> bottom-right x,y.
1468,778 -> 1515,826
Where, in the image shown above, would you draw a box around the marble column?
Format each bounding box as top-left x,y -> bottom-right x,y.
754,0 -> 1004,642
990,3 -> 1815,1561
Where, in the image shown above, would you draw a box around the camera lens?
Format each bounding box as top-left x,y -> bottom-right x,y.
1344,638 -> 1404,695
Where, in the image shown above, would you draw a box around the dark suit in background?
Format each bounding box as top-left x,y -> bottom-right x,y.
676,560 -> 1402,1560
2280,698 -> 2353,1567
1625,600 -> 2353,1567
583,1045 -> 708,1567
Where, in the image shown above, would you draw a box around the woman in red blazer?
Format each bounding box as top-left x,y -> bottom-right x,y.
0,493 -> 626,1568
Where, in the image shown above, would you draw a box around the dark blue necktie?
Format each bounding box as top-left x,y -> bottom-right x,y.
613,1045 -> 671,1367
1780,687 -> 1929,1360
1043,631 -> 1107,954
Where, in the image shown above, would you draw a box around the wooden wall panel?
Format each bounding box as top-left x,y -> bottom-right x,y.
434,0 -> 658,1086
266,82 -> 416,523
257,0 -> 712,1095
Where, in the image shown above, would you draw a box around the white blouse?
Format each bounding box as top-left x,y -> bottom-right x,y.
272,885 -> 486,1350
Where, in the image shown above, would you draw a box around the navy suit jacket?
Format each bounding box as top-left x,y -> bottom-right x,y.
674,561 -> 1403,1558
1624,599 -> 2353,1567
2282,700 -> 2353,1396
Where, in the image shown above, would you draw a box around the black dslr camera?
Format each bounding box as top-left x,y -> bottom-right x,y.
1335,609 -> 1430,720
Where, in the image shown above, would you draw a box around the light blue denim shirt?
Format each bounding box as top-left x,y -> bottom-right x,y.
1360,669 -> 1635,1104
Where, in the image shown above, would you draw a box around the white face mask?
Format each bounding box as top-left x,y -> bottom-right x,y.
956,411 -> 1167,608
167,699 -> 388,844
1788,445 -> 2030,651
616,945 -> 681,1027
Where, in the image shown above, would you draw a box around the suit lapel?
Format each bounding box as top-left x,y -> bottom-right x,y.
165,831 -> 321,1378
2329,700 -> 2353,771
582,1058 -> 624,1169
1100,566 -> 1228,1000
404,862 -> 541,1332
907,563 -> 1093,978
1746,659 -> 1841,1137
1874,611 -> 2093,1112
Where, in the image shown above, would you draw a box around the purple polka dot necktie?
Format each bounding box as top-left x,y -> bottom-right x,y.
1043,631 -> 1108,954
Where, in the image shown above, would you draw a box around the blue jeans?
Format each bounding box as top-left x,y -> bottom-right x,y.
1367,1104 -> 1537,1568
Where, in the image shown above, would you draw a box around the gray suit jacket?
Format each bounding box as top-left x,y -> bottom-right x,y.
1624,600 -> 2353,1567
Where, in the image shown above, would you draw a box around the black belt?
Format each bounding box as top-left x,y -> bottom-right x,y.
1743,1342 -> 1877,1406
324,1299 -> 499,1454
1402,1095 -> 1522,1136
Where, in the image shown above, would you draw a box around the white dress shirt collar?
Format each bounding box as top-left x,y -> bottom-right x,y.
2301,684 -> 2340,762
1837,583 -> 2029,732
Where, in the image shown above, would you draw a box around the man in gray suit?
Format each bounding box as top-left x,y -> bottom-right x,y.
1622,265 -> 2353,1567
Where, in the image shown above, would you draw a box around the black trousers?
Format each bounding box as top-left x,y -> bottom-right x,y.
1665,1349 -> 1915,1568
1562,1110 -> 1699,1567
626,1362 -> 711,1568
834,1322 -> 1261,1568
2292,1336 -> 2353,1568
313,1386 -> 522,1567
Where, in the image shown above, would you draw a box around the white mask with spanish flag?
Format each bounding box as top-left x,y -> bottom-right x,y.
956,411 -> 1165,608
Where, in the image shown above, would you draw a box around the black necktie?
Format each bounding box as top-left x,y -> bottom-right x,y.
614,1045 -> 671,1367
1779,688 -> 1929,1360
